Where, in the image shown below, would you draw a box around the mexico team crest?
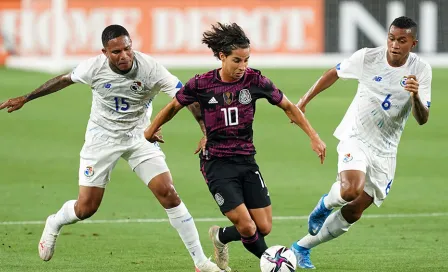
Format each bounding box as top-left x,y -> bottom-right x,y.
130,81 -> 144,92
214,193 -> 224,206
400,76 -> 407,87
84,166 -> 94,177
238,89 -> 252,104
223,92 -> 234,105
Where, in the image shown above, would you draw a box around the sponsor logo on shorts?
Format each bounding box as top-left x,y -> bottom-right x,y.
84,166 -> 94,177
214,193 -> 224,206
343,153 -> 353,163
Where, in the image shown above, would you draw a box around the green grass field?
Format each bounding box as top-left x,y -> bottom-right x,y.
0,67 -> 447,272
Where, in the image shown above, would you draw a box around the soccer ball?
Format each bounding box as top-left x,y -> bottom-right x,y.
260,245 -> 297,272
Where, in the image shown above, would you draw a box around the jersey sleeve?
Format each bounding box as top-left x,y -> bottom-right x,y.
70,56 -> 100,85
336,48 -> 366,80
417,64 -> 432,108
253,75 -> 284,105
153,61 -> 183,98
175,77 -> 198,106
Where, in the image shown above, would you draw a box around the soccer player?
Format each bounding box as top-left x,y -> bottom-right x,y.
290,16 -> 432,269
0,25 -> 223,272
144,22 -> 327,270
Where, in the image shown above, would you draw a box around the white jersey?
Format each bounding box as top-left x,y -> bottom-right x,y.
71,51 -> 181,138
334,46 -> 432,156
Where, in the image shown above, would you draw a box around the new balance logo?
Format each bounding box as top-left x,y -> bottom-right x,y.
208,97 -> 218,104
373,76 -> 383,82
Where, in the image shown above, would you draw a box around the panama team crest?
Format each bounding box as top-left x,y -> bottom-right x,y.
238,89 -> 252,104
343,153 -> 353,163
130,81 -> 144,92
84,166 -> 94,177
400,76 -> 407,87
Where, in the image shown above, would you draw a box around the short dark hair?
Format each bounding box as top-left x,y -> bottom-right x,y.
390,16 -> 418,38
202,22 -> 250,59
101,25 -> 130,47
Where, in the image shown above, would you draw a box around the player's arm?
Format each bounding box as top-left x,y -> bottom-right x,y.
298,49 -> 365,113
405,75 -> 430,125
186,103 -> 206,135
277,96 -> 327,164
144,98 -> 184,142
0,73 -> 74,113
297,68 -> 339,113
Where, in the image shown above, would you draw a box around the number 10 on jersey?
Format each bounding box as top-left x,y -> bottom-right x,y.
221,107 -> 239,126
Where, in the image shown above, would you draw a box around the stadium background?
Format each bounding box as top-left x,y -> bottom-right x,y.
0,0 -> 447,271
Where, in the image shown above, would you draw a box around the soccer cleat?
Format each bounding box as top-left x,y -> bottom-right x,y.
195,258 -> 231,272
208,225 -> 230,271
38,215 -> 59,261
308,194 -> 333,236
291,243 -> 315,269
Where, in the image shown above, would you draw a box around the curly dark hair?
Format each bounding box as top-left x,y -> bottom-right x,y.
202,22 -> 250,59
101,25 -> 130,47
390,16 -> 418,38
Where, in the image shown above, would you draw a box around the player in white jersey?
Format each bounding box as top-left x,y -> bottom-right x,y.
0,25 -> 225,272
289,16 -> 432,269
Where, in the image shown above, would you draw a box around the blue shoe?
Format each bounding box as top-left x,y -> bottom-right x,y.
291,243 -> 315,269
308,194 -> 333,236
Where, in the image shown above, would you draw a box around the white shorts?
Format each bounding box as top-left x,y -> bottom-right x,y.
79,133 -> 169,188
337,137 -> 396,207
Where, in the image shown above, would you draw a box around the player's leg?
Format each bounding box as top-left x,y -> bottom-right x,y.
308,139 -> 369,236
202,158 -> 245,269
244,166 -> 272,237
225,204 -> 267,258
293,155 -> 396,269
291,138 -> 369,268
39,135 -> 121,261
242,165 -> 272,257
130,146 -> 220,271
208,158 -> 267,259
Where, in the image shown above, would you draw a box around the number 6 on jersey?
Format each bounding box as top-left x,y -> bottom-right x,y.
381,94 -> 392,110
221,107 -> 239,126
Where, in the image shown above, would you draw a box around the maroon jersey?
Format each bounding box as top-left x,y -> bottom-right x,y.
176,68 -> 283,158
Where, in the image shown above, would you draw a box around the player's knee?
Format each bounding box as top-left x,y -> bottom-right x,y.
257,223 -> 272,236
236,219 -> 257,237
340,178 -> 364,202
157,185 -> 181,208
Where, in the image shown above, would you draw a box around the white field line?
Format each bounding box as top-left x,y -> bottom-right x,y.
1,212 -> 447,226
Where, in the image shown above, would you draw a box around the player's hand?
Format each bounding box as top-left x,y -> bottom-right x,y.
0,96 -> 27,113
404,75 -> 419,95
145,127 -> 165,143
194,136 -> 207,155
310,135 -> 326,164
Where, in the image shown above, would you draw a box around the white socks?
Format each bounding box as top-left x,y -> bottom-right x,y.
49,200 -> 208,266
50,200 -> 81,233
166,202 -> 207,266
298,210 -> 352,249
324,181 -> 348,209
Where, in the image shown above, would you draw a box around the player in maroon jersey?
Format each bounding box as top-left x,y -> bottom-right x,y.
144,23 -> 326,270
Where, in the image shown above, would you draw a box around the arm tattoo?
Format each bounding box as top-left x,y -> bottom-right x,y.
25,74 -> 73,102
